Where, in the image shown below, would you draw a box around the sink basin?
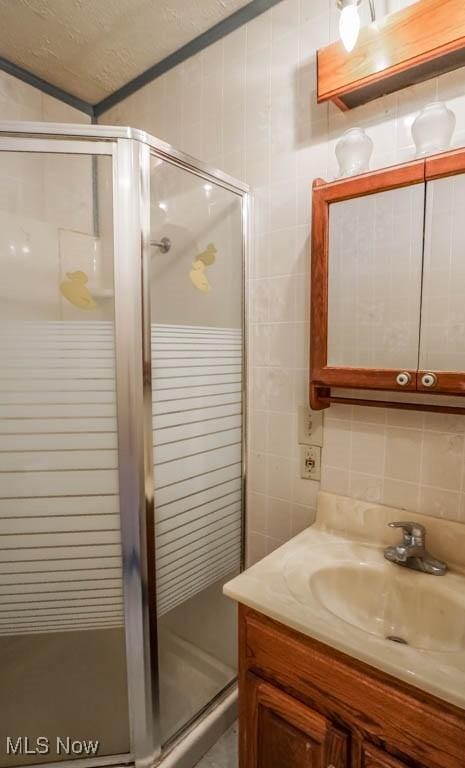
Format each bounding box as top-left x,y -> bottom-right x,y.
226,493 -> 465,710
309,563 -> 465,653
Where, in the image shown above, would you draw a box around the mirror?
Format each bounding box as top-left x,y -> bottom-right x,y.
327,184 -> 425,370
420,174 -> 465,373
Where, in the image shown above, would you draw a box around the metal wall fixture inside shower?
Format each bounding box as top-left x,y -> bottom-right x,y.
0,121 -> 249,768
151,237 -> 172,254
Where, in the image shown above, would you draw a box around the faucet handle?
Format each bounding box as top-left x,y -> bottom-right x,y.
388,521 -> 426,545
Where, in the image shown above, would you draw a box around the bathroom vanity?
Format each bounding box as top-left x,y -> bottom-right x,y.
224,493 -> 465,768
237,607 -> 465,768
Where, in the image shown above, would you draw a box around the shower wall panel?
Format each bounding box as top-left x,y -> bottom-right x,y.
153,324 -> 242,617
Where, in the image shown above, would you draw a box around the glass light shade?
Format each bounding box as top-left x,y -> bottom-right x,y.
411,101 -> 456,158
339,3 -> 360,52
335,127 -> 373,178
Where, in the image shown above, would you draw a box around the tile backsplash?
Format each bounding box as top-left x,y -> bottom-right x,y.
322,405 -> 465,523
95,0 -> 465,556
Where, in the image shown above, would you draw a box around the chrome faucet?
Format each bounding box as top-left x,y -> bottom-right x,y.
384,521 -> 448,576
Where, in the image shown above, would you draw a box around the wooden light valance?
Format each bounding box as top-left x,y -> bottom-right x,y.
317,0 -> 465,110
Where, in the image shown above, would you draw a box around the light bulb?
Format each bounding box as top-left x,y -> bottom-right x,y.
339,2 -> 360,52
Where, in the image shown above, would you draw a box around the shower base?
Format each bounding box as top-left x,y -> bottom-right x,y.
159,627 -> 235,745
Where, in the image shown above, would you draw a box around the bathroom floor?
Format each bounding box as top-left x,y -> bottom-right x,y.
194,722 -> 238,768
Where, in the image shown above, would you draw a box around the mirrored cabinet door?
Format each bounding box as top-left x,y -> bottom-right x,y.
327,183 -> 425,370
420,174 -> 465,375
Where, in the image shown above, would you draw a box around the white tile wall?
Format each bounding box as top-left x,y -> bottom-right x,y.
0,82 -> 91,224
0,70 -> 90,124
322,404 -> 465,521
0,75 -> 104,326
98,0 -> 465,560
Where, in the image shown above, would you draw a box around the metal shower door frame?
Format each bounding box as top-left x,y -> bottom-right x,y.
125,138 -> 251,765
113,137 -> 160,768
0,130 -> 159,768
0,122 -> 250,768
144,144 -> 251,761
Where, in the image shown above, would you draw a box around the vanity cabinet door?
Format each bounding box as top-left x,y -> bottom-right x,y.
419,171 -> 465,394
243,674 -> 348,768
362,743 -> 414,768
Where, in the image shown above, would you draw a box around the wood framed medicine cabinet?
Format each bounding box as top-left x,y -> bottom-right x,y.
310,148 -> 465,413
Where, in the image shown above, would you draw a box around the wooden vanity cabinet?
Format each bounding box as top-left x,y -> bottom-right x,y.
239,605 -> 465,768
310,148 -> 465,413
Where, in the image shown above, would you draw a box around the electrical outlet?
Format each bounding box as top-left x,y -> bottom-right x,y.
300,445 -> 321,481
297,406 -> 323,446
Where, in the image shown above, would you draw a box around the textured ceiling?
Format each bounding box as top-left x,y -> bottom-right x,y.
0,0 -> 251,103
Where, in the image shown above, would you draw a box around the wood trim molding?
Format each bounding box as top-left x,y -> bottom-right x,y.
426,147 -> 465,179
310,180 -> 329,393
313,367 -> 418,392
317,0 -> 465,110
309,382 -> 330,411
326,393 -> 465,416
417,371 -> 465,395
315,161 -> 425,203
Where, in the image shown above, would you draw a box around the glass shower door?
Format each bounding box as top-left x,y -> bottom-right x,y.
0,146 -> 130,765
149,157 -> 244,745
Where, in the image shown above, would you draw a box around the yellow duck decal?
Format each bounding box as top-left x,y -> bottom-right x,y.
189,244 -> 217,293
59,271 -> 97,310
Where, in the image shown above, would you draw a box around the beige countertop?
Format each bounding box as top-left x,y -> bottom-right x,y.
224,491 -> 465,710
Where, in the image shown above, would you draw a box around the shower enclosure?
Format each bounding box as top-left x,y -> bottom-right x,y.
0,122 -> 248,768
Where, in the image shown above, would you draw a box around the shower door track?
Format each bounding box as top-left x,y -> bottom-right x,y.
19,755 -> 134,768
0,121 -> 250,768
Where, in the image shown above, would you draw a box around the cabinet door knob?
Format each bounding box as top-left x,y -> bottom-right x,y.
396,371 -> 411,386
421,372 -> 437,388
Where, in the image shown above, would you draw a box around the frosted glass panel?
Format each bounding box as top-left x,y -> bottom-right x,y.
420,175 -> 465,372
150,157 -> 242,744
0,152 -> 129,765
327,184 -> 424,369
